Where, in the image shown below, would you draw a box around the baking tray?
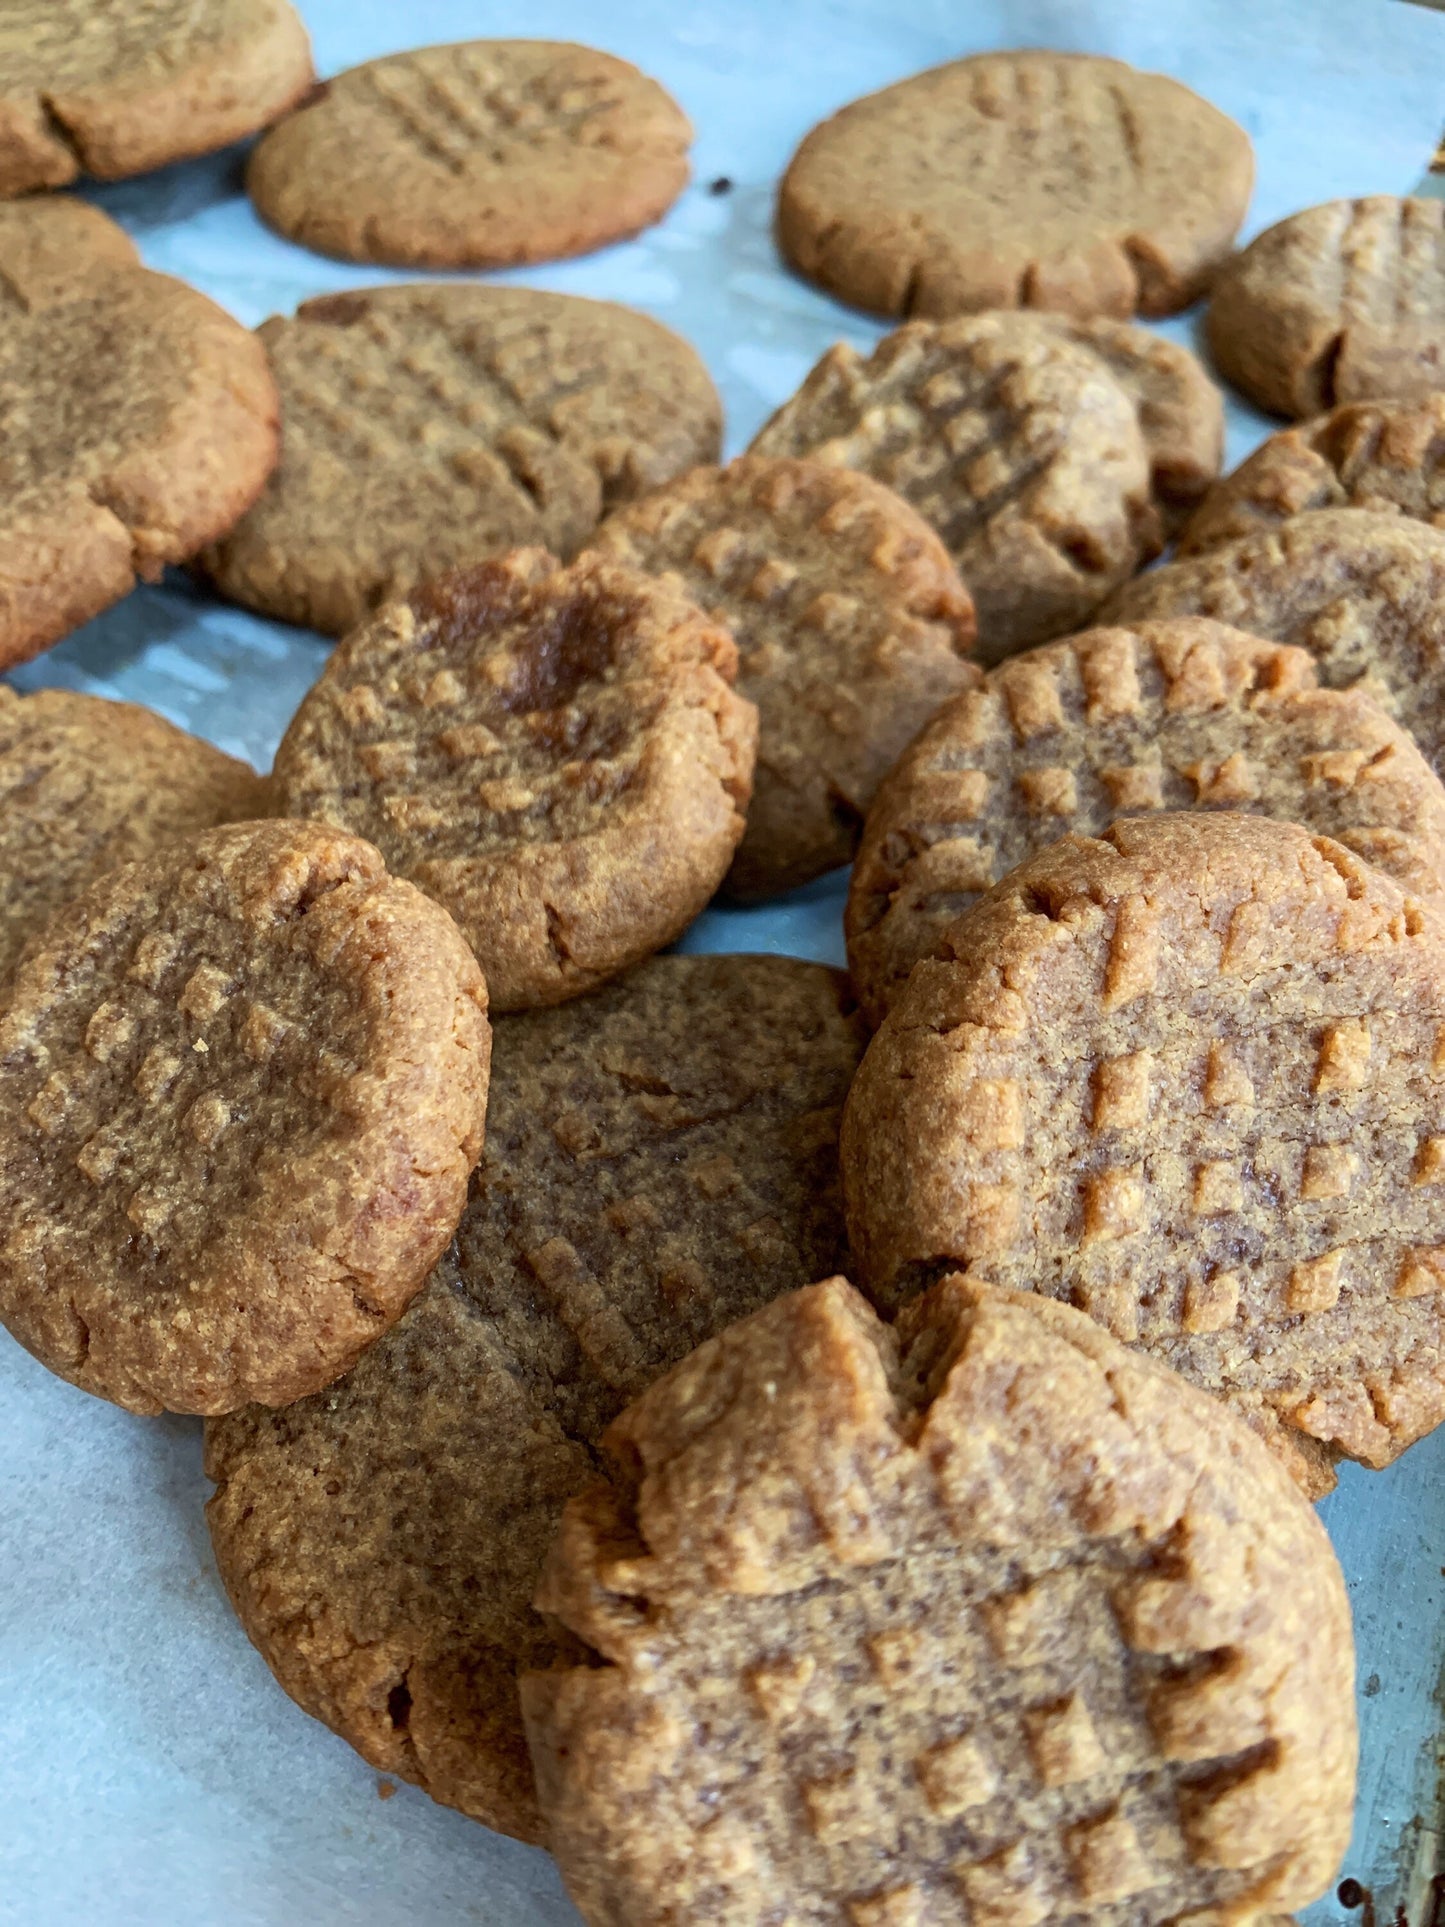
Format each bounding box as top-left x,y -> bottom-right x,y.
3,3 -> 1445,1921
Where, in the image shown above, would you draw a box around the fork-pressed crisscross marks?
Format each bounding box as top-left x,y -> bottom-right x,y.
247,39 -> 691,269
777,50 -> 1252,322
751,314 -> 1157,657
845,617 -> 1445,1025
0,821 -> 489,1416
523,1279 -> 1354,1926
843,812 -> 1445,1490
590,455 -> 977,899
202,284 -> 721,639
202,955 -> 865,1842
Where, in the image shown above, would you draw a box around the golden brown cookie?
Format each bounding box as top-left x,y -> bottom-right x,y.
203,955 -> 866,1843
0,255 -> 278,670
1207,197 -> 1445,417
270,549 -> 755,1012
750,313 -> 1159,662
201,284 -> 721,638
1179,393 -> 1445,554
0,819 -> 489,1416
523,1275 -> 1354,1927
778,51 -> 1253,320
0,686 -> 268,985
1104,510 -> 1445,769
588,457 -> 978,900
842,811 -> 1445,1495
847,620 -> 1445,1024
0,0 -> 313,197
0,195 -> 139,300
248,40 -> 690,268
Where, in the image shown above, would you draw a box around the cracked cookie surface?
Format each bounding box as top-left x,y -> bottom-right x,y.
0,819 -> 489,1416
0,249 -> 278,670
749,313 -> 1160,662
778,51 -> 1252,321
847,619 -> 1445,1024
1207,197 -> 1445,418
201,283 -> 721,637
248,39 -> 690,268
0,686 -> 269,985
0,0 -> 313,196
588,456 -> 977,899
522,1275 -> 1352,1927
270,548 -> 756,1011
842,812 -> 1445,1495
203,954 -> 866,1842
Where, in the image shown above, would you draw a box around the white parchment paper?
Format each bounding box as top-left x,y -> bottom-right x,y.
4,3 -> 1445,1921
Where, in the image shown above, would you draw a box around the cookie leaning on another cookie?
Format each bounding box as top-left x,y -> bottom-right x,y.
201,284 -> 721,638
846,619 -> 1445,1025
0,0 -> 314,197
843,812 -> 1445,1495
588,457 -> 978,900
1103,510 -> 1445,770
523,1275 -> 1354,1927
0,195 -> 139,299
271,550 -> 756,1012
0,687 -> 268,985
1179,392 -> 1445,554
204,955 -> 866,1843
778,50 -> 1253,320
248,40 -> 690,269
1207,196 -> 1445,417
0,820 -> 489,1416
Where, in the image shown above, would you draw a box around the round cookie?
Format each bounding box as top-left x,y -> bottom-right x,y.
0,256 -> 279,670
847,620 -> 1445,1025
0,819 -> 489,1417
842,811 -> 1445,1495
522,1275 -> 1354,1927
1179,393 -> 1445,555
589,457 -> 978,900
270,549 -> 756,1012
1103,510 -> 1445,770
248,40 -> 690,269
749,314 -> 1158,662
0,687 -> 268,984
204,954 -> 867,1843
201,284 -> 722,638
0,0 -> 313,197
1207,197 -> 1445,417
0,195 -> 139,299
778,51 -> 1253,320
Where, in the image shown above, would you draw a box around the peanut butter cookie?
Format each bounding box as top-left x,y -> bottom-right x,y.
201,284 -> 721,638
779,52 -> 1251,322
1179,393 -> 1445,554
0,820 -> 489,1416
0,687 -> 268,984
270,550 -> 755,1011
0,195 -> 139,298
589,457 -> 977,900
847,620 -> 1445,1024
0,0 -> 313,197
750,314 -> 1158,662
843,812 -> 1445,1495
523,1275 -> 1353,1927
1104,510 -> 1445,769
1208,197 -> 1445,417
0,255 -> 278,669
204,955 -> 866,1843
248,40 -> 690,268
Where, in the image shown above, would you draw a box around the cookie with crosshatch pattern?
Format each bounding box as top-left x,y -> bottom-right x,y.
846,619 -> 1445,1026
588,456 -> 978,900
0,820 -> 489,1416
522,1276 -> 1352,1927
842,811 -> 1445,1497
201,283 -> 721,638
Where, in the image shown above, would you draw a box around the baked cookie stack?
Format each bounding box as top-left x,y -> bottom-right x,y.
9,15 -> 1445,1926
